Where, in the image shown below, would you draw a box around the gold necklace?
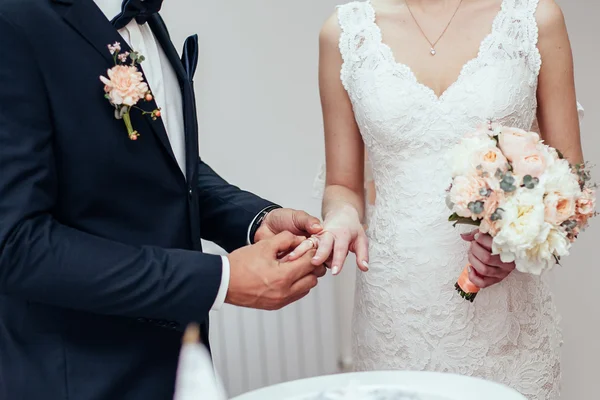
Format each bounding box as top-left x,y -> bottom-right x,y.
405,0 -> 464,56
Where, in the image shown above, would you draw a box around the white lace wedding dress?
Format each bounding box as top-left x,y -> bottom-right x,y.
322,1 -> 583,399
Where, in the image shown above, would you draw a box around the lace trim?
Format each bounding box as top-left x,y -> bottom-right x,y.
336,1 -> 364,91
527,0 -> 542,78
367,0 -> 510,102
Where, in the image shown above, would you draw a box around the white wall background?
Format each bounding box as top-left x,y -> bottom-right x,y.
162,1 -> 599,398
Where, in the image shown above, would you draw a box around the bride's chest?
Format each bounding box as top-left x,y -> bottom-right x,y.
348,57 -> 538,150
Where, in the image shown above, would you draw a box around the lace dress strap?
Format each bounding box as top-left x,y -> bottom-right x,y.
337,1 -> 377,91
501,0 -> 586,132
491,0 -> 542,79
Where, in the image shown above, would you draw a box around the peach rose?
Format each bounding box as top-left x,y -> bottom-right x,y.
512,151 -> 547,178
497,127 -> 540,162
544,192 -> 576,225
449,176 -> 487,219
472,147 -> 508,175
100,65 -> 148,107
479,190 -> 504,236
577,188 -> 596,216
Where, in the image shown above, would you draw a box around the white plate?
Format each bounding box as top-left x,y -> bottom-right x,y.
231,371 -> 526,400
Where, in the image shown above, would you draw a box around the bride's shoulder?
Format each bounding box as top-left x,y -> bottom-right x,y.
534,0 -> 566,35
319,13 -> 341,47
534,0 -> 571,66
320,1 -> 369,41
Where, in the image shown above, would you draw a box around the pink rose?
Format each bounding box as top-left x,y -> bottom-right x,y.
512,151 -> 547,178
472,147 -> 508,175
497,127 -> 540,162
100,65 -> 148,107
577,188 -> 596,216
544,192 -> 576,225
449,176 -> 487,219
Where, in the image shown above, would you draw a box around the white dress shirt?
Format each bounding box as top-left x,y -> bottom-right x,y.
94,0 -> 229,311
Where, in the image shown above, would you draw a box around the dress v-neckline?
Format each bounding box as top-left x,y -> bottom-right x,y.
366,0 -> 508,102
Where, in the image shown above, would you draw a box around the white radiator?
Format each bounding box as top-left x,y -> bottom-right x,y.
205,242 -> 341,397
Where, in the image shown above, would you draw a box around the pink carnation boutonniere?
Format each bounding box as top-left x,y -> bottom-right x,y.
99,42 -> 161,140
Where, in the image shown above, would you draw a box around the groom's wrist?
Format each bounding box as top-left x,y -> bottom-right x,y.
247,205 -> 281,245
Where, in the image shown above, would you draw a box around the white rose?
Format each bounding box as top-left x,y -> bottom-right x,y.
449,135 -> 497,177
514,228 -> 571,275
542,159 -> 580,198
491,188 -> 548,263
539,143 -> 558,168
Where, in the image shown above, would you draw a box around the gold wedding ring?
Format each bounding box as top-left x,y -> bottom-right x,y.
306,237 -> 318,248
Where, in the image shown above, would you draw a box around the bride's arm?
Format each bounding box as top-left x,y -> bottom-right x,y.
535,0 -> 584,163
319,15 -> 365,222
289,15 -> 369,275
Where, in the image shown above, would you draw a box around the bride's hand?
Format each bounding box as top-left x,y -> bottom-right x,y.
286,206 -> 369,275
461,231 -> 516,288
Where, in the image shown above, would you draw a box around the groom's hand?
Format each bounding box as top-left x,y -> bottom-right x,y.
225,232 -> 326,310
254,208 -> 323,243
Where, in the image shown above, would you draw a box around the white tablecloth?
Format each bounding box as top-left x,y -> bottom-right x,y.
231,371 -> 526,400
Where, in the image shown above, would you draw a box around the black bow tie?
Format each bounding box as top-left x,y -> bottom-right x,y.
111,0 -> 163,30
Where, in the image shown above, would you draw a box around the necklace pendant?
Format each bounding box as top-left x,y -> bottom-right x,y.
430,48 -> 437,56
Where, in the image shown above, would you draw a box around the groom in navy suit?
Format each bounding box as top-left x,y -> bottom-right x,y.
0,0 -> 326,399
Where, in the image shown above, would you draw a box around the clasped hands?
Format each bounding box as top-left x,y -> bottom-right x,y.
224,208 -> 327,310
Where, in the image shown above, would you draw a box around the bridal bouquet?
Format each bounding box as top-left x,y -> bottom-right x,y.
446,123 -> 596,301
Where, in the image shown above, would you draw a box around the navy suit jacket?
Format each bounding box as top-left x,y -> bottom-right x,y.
0,0 -> 274,399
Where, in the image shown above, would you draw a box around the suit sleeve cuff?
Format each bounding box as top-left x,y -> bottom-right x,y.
211,256 -> 230,311
246,205 -> 281,245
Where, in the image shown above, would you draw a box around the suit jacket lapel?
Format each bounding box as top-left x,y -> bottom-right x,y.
53,0 -> 122,65
148,15 -> 199,183
52,0 -> 182,176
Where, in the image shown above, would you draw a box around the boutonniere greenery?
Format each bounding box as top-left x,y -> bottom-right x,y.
99,42 -> 161,140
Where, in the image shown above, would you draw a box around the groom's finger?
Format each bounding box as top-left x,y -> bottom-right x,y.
293,210 -> 323,235
284,250 -> 319,282
290,273 -> 319,295
313,265 -> 327,278
268,232 -> 305,256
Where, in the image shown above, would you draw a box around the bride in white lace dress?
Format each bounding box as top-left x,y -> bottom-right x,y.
289,0 -> 585,398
